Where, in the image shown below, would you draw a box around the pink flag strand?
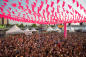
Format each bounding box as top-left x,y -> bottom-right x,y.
45,0 -> 48,4
72,0 -> 75,3
62,1 -> 65,8
57,0 -> 60,4
26,0 -> 29,4
51,1 -> 54,7
3,0 -> 8,2
68,4 -> 72,9
12,3 -> 17,7
76,1 -> 79,7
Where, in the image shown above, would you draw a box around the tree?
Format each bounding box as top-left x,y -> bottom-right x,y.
50,25 -> 55,27
19,23 -> 24,28
25,25 -> 28,27
31,24 -> 37,28
16,24 -> 19,26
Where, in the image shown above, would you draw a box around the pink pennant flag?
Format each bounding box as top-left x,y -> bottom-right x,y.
72,0 -> 75,3
7,14 -> 11,17
37,13 -> 41,17
8,7 -> 11,10
28,9 -> 31,14
46,4 -> 49,12
57,0 -> 60,4
41,1 -> 44,7
51,1 -> 54,7
39,1 -> 44,11
1,5 -> 4,8
18,6 -> 23,10
84,9 -> 86,14
0,7 -> 3,11
37,7 -> 40,13
12,11 -> 15,14
47,12 -> 50,18
66,10 -> 69,14
21,6 -> 24,10
33,2 -> 36,7
32,2 -> 36,12
23,9 -> 27,12
43,9 -> 45,17
35,0 -> 37,3
4,3 -> 7,6
63,8 -> 65,12
80,4 -> 84,10
26,0 -> 29,4
76,1 -> 79,7
70,12 -> 73,15
75,10 -> 78,14
1,10 -> 5,15
55,12 -> 57,17
33,12 -> 36,16
68,4 -> 72,9
57,5 -> 60,13
18,6 -> 20,9
45,0 -> 48,4
62,1 -> 65,8
3,0 -> 8,2
72,8 -> 74,13
51,7 -> 54,13
18,1 -> 21,6
15,9 -> 17,12
12,3 -> 16,7
32,4 -> 35,12
26,5 -> 29,9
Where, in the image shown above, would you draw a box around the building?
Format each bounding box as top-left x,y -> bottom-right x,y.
0,17 -> 9,25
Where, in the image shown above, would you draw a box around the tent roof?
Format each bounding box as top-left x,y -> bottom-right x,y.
24,28 -> 32,35
31,28 -> 37,31
47,27 -> 54,31
24,28 -> 30,32
54,27 -> 61,31
6,25 -> 24,34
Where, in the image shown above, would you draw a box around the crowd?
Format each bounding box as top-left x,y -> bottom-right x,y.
0,32 -> 86,57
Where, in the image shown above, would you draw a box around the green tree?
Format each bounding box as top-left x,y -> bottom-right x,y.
16,24 -> 19,26
50,25 -> 55,27
19,23 -> 24,28
32,24 -> 37,27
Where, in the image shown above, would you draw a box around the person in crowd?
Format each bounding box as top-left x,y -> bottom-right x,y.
0,32 -> 86,57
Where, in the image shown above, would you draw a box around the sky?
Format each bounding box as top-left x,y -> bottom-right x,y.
0,0 -> 86,25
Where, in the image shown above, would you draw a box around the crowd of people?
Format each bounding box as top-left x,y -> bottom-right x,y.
0,32 -> 86,57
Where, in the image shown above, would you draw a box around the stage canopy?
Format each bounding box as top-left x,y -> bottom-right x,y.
0,0 -> 86,24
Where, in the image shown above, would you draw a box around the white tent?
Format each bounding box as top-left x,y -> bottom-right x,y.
31,28 -> 37,31
69,27 -> 75,32
24,28 -> 32,35
47,27 -> 54,31
6,25 -> 24,34
71,23 -> 80,25
67,27 -> 71,31
82,27 -> 86,32
54,27 -> 61,32
24,28 -> 30,32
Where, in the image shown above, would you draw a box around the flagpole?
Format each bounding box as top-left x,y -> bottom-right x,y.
64,23 -> 67,38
